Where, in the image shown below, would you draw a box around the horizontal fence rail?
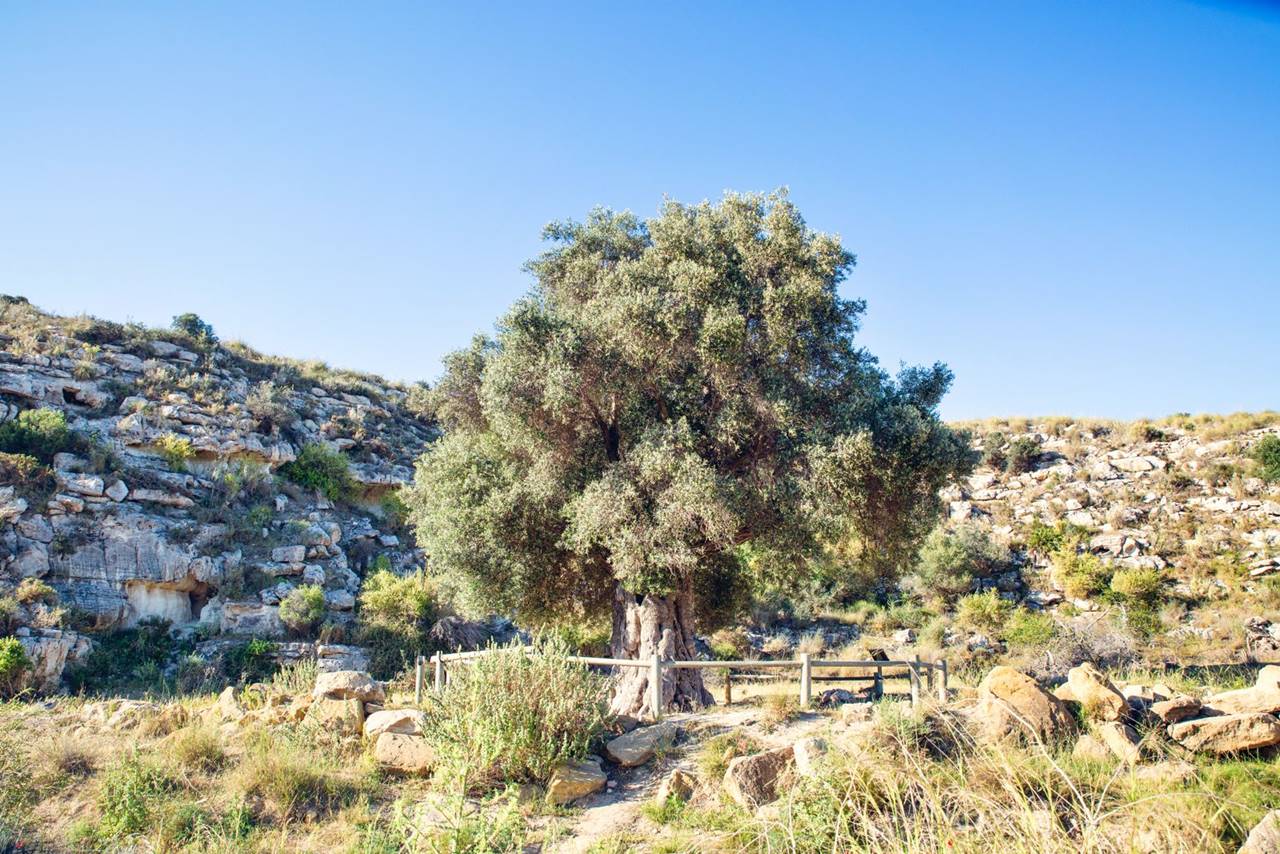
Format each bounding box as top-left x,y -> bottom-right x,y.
416,647 -> 948,719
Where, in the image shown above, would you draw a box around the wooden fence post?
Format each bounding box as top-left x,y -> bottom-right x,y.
723,668 -> 732,706
874,665 -> 883,700
799,652 -> 812,709
937,660 -> 948,703
414,655 -> 423,704
909,663 -> 920,712
650,654 -> 663,722
433,653 -> 444,693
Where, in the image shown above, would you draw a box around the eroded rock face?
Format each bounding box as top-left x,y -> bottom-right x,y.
723,746 -> 795,808
1167,712 -> 1280,754
972,666 -> 1076,745
16,628 -> 90,692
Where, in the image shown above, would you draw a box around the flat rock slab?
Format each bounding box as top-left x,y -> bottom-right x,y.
604,721 -> 680,767
1168,712 -> 1280,754
547,758 -> 607,805
1151,695 -> 1201,724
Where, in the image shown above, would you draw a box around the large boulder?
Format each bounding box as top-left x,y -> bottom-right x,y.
1065,662 -> 1127,722
972,666 -> 1076,745
306,696 -> 365,735
16,628 -> 90,692
723,746 -> 795,808
546,758 -> 607,805
1241,810 -> 1280,854
1204,669 -> 1280,716
373,732 -> 435,775
604,721 -> 680,767
363,709 -> 427,739
313,670 -> 385,704
1167,712 -> 1280,754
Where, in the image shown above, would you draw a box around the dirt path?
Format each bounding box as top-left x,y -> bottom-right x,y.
543,707 -> 832,853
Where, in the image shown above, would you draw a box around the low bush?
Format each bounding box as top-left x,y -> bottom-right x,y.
1110,567 -> 1164,605
955,590 -> 1013,633
278,585 -> 326,637
356,566 -> 440,678
223,637 -> 278,684
235,732 -> 365,818
14,577 -> 56,605
65,617 -> 177,694
1252,434 -> 1280,483
0,638 -> 31,697
96,755 -> 179,839
1003,609 -> 1057,649
908,523 -> 1011,603
1004,437 -> 1041,474
155,433 -> 195,471
0,452 -> 56,504
422,636 -> 610,792
279,443 -> 354,502
1053,549 -> 1112,600
980,431 -> 1007,470
170,724 -> 226,772
0,408 -> 71,463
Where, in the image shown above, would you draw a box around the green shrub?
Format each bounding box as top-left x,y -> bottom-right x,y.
279,443 -> 354,502
171,312 -> 217,344
155,433 -> 195,471
0,452 -> 56,503
1252,435 -> 1280,483
909,523 -> 1010,603
1025,520 -> 1063,555
0,409 -> 70,463
1003,609 -> 1057,649
954,590 -> 1013,634
423,636 -> 610,792
278,585 -> 326,637
356,567 -> 439,678
65,617 -> 176,694
14,578 -> 56,606
224,637 -> 278,684
97,755 -> 178,838
1004,437 -> 1041,474
980,432 -> 1006,470
1054,549 -> 1112,600
0,638 -> 31,697
1109,567 -> 1164,605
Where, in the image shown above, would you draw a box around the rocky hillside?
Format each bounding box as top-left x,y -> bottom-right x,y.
941,413 -> 1280,661
0,296 -> 436,689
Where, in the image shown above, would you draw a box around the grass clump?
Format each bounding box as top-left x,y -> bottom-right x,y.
279,442 -> 355,502
1251,434 -> 1280,483
422,635 -> 610,792
95,754 -> 180,839
235,733 -> 364,819
170,724 -> 226,772
0,408 -> 71,463
155,432 -> 196,471
954,589 -> 1013,634
1054,549 -> 1112,600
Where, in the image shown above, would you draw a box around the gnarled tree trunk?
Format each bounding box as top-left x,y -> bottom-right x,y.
609,580 -> 713,718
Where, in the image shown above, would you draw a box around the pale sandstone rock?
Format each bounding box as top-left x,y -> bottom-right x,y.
604,721 -> 680,767
1151,695 -> 1202,724
313,670 -> 385,703
972,666 -> 1076,745
1167,712 -> 1280,754
306,696 -> 365,735
363,709 -> 427,739
655,769 -> 696,803
1241,810 -> 1280,854
1066,662 -> 1127,722
1094,721 -> 1142,765
373,732 -> 435,774
546,758 -> 607,804
723,746 -> 795,808
792,736 -> 829,777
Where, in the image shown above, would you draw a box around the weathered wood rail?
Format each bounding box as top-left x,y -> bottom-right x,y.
414,648 -> 948,720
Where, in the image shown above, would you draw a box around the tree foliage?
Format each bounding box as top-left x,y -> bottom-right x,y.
406,192 -> 974,630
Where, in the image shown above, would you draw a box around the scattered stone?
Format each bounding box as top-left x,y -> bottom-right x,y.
1151,695 -> 1202,724
272,545 -> 306,564
1167,712 -> 1280,754
972,666 -> 1076,745
1131,761 -> 1197,786
605,720 -> 680,767
723,746 -> 795,808
1094,721 -> 1142,765
373,732 -> 435,775
313,670 -> 385,703
306,696 -> 365,735
1065,662 -> 1127,722
1072,733 -> 1113,763
1241,810 -> 1280,854
655,769 -> 696,803
547,758 -> 607,805
363,708 -> 427,739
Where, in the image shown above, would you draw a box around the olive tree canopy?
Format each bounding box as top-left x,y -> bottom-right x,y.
406,192 -> 973,715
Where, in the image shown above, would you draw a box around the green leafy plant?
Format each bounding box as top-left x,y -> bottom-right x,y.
0,638 -> 31,697
223,638 -> 278,684
171,312 -> 217,344
0,408 -> 71,463
1054,549 -> 1112,600
1003,609 -> 1057,649
1109,567 -> 1164,605
0,452 -> 56,504
279,443 -> 354,502
909,523 -> 1010,603
65,617 -> 177,695
96,755 -> 178,839
278,585 -> 326,637
422,636 -> 611,792
155,433 -> 195,471
954,590 -> 1013,633
1252,434 -> 1280,483
1004,437 -> 1041,474
356,566 -> 440,678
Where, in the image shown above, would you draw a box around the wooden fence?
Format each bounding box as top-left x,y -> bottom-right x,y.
414,648 -> 948,720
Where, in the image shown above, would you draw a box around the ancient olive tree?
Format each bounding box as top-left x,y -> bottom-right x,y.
406,192 -> 973,716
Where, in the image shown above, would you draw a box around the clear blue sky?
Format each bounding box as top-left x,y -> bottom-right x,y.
2,2 -> 1277,420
